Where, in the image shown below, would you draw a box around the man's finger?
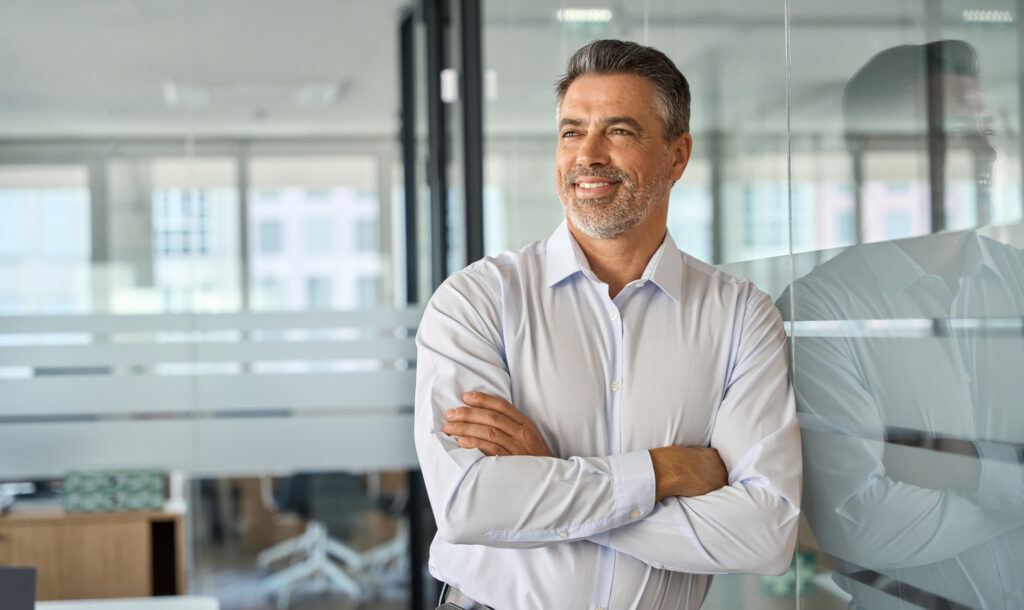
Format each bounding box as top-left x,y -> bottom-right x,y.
457,435 -> 509,456
446,405 -> 519,435
461,391 -> 526,423
444,421 -> 516,451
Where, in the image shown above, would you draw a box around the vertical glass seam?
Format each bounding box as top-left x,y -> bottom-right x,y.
783,0 -> 800,606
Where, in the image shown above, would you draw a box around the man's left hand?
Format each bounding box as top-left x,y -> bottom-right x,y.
443,392 -> 553,457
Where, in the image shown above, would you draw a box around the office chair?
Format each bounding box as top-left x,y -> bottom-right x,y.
257,474 -> 368,608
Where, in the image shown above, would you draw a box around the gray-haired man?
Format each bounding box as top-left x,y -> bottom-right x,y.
415,39 -> 802,609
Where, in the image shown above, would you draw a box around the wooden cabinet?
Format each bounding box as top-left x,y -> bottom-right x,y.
0,508 -> 185,601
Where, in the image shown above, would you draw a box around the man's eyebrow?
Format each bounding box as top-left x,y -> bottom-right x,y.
557,116 -> 646,133
603,116 -> 645,133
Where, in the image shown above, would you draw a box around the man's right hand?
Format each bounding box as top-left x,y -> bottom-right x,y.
649,446 -> 728,501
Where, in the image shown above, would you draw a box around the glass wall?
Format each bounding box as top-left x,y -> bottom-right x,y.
481,0 -> 1023,608
785,1 -> 1024,608
0,2 -> 416,609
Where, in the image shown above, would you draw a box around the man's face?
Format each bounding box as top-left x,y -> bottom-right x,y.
938,75 -> 996,209
556,74 -> 691,240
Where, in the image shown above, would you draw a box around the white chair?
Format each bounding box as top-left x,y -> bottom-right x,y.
257,476 -> 368,609
256,473 -> 411,608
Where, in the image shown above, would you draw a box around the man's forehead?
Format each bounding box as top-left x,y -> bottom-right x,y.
556,74 -> 658,119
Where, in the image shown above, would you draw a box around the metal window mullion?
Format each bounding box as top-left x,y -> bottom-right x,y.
460,0 -> 484,263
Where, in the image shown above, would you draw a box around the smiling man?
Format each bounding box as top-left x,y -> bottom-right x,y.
415,39 -> 802,609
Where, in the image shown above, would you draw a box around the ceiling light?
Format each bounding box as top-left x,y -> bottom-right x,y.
962,9 -> 1013,23
556,8 -> 613,23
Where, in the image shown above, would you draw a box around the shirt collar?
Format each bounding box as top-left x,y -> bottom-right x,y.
857,231 -> 1003,294
544,219 -> 683,302
962,231 -> 1005,282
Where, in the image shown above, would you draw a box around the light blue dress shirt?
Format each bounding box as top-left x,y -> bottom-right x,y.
414,220 -> 801,609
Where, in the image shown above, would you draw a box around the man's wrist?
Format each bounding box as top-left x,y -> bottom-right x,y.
650,447 -> 682,502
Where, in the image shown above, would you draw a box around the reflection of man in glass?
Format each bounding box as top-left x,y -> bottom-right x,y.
779,41 -> 1023,608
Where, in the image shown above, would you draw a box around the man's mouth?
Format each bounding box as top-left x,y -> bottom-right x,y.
573,178 -> 620,198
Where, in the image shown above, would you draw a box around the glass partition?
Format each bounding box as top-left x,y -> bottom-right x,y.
0,2 -> 416,609
784,1 -> 1024,608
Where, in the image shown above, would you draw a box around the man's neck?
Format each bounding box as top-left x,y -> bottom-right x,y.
568,217 -> 667,299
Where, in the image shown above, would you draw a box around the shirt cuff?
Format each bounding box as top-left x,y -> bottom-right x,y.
975,440 -> 1024,514
608,449 -> 657,523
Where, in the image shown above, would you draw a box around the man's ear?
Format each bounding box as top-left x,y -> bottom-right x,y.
669,133 -> 693,181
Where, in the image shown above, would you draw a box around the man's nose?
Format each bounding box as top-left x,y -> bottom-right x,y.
575,132 -> 610,167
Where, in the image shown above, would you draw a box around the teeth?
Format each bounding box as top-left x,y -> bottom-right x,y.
578,182 -> 611,189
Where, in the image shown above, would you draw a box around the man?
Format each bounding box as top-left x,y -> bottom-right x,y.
415,39 -> 801,609
779,41 -> 1024,609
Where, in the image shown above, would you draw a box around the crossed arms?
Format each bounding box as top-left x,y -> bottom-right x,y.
413,273 -> 802,575
444,391 -> 728,502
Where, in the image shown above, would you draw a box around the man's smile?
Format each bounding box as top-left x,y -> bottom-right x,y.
569,173 -> 624,199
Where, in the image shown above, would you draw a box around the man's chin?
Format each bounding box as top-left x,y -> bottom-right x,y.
567,211 -> 633,240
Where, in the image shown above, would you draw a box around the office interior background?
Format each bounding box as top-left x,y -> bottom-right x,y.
1,0 -> 1022,609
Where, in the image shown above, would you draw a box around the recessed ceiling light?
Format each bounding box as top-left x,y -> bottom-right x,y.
962,9 -> 1013,23
556,8 -> 613,23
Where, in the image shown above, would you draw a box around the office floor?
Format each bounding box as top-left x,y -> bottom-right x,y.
189,476 -> 412,610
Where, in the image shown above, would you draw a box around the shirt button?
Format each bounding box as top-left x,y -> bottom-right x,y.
653,563 -> 663,570
629,509 -> 641,519
609,310 -> 619,321
610,381 -> 620,391
636,281 -> 646,288
1006,591 -> 1016,600
558,530 -> 568,539
596,607 -> 605,610
965,374 -> 973,383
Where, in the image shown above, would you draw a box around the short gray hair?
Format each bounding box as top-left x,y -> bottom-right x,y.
555,39 -> 691,139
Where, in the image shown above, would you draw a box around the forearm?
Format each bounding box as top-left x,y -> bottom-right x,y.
594,482 -> 799,575
417,426 -> 657,547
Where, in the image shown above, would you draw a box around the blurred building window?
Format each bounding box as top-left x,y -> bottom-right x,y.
356,275 -> 379,309
248,156 -> 381,311
355,218 -> 378,253
306,276 -> 333,309
254,276 -> 284,310
304,217 -> 333,254
0,165 -> 91,314
258,221 -> 284,254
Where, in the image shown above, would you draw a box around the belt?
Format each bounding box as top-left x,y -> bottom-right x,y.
438,583 -> 495,610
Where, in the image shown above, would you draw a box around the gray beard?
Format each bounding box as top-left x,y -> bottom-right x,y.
562,178 -> 664,240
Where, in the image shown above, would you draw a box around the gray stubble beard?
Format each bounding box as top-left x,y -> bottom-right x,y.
561,168 -> 669,240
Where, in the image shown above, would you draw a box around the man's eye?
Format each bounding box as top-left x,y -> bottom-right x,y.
611,128 -> 633,136
561,131 -> 580,138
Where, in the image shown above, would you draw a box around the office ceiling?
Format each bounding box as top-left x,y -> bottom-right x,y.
0,0 -> 1018,139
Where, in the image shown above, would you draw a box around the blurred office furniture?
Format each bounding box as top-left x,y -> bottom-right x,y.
0,565 -> 37,610
0,507 -> 185,600
257,472 -> 410,608
257,474 -> 368,608
358,471 -> 410,597
0,482 -> 36,514
37,596 -> 219,609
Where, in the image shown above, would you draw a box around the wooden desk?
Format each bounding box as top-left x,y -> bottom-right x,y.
0,507 -> 185,601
